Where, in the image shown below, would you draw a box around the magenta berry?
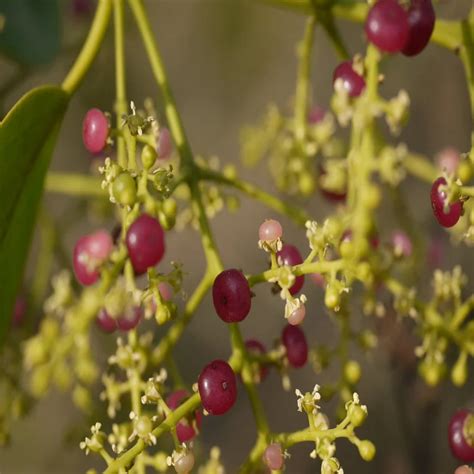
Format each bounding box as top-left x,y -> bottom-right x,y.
96,309 -> 117,334
166,389 -> 202,442
430,177 -> 463,228
333,61 -> 366,98
116,306 -> 143,331
287,304 -> 306,326
402,0 -> 435,56
277,244 -> 304,295
245,339 -> 269,381
198,360 -> 237,415
259,219 -> 283,242
158,127 -> 173,160
126,214 -> 165,275
307,105 -> 326,124
212,269 -> 251,323
263,443 -> 284,470
391,230 -> 413,258
281,324 -> 308,368
73,230 -> 113,286
82,108 -> 109,154
448,409 -> 474,463
365,0 -> 409,53
158,281 -> 173,302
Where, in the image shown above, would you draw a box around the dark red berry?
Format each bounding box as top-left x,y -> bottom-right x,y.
116,306 -> 143,331
212,269 -> 251,323
448,409 -> 474,463
126,214 -> 165,275
245,339 -> 269,381
96,309 -> 117,333
166,389 -> 202,443
430,177 -> 463,228
82,108 -> 109,154
333,61 -> 366,98
281,324 -> 308,368
277,244 -> 304,295
365,0 -> 409,53
198,360 -> 237,415
402,0 -> 435,56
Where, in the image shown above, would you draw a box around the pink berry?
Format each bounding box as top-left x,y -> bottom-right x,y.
263,443 -> 284,470
96,308 -> 117,333
448,409 -> 474,463
12,296 -> 27,327
287,304 -> 306,326
126,214 -> 165,275
333,61 -> 366,98
277,244 -> 304,296
245,339 -> 269,381
158,281 -> 173,302
402,0 -> 435,56
281,324 -> 308,368
259,219 -> 283,242
198,360 -> 237,415
437,147 -> 460,174
73,230 -> 113,286
391,230 -> 413,257
310,273 -> 325,288
430,177 -> 463,228
308,106 -> 326,124
455,466 -> 473,474
365,0 -> 409,53
82,108 -> 109,154
166,390 -> 202,443
212,269 -> 252,323
158,127 -> 173,160
116,306 -> 143,331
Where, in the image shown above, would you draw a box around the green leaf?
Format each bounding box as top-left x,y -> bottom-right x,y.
0,0 -> 60,65
0,86 -> 68,344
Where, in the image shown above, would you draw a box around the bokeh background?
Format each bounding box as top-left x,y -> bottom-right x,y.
0,0 -> 473,472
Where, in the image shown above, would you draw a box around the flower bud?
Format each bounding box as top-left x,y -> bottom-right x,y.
358,440 -> 376,461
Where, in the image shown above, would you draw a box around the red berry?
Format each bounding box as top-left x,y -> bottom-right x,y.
281,324 -> 308,368
333,61 -> 366,98
166,389 -> 202,443
448,409 -> 474,463
116,306 -> 143,331
263,443 -> 284,470
126,214 -> 165,275
82,108 -> 109,154
365,0 -> 409,53
430,177 -> 463,228
277,244 -> 304,296
245,339 -> 269,381
96,308 -> 117,333
198,360 -> 237,415
73,230 -> 113,286
212,269 -> 251,323
402,0 -> 435,56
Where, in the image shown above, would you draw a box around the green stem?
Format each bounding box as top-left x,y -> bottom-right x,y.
404,152 -> 438,182
62,0 -> 113,94
45,172 -> 105,197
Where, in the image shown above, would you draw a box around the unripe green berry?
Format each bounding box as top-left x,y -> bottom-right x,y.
344,360 -> 362,385
41,319 -> 60,342
363,185 -> 381,209
419,360 -> 445,387
155,304 -> 171,324
358,440 -> 376,461
458,160 -> 472,183
73,385 -> 92,412
162,197 -> 177,220
299,173 -> 315,195
451,352 -> 468,387
348,404 -> 367,427
113,172 -> 137,206
30,365 -> 51,397
141,144 -> 157,170
325,284 -> 341,310
135,416 -> 153,439
339,239 -> 353,259
53,362 -> 72,391
75,359 -> 99,385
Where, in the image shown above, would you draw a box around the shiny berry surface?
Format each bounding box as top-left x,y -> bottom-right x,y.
448,409 -> 474,463
245,339 -> 269,381
116,306 -> 143,331
263,443 -> 284,470
198,360 -> 237,415
259,219 -> 283,242
73,230 -> 113,286
333,61 -> 366,98
126,214 -> 165,275
402,0 -> 435,56
174,451 -> 195,474
167,389 -> 202,442
277,244 -> 305,295
96,309 -> 117,333
282,324 -> 308,368
430,177 -> 463,228
365,0 -> 409,53
212,269 -> 251,323
82,108 -> 108,154
287,304 -> 306,326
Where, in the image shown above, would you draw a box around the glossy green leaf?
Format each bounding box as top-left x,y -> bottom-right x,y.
0,86 -> 68,343
0,0 -> 60,65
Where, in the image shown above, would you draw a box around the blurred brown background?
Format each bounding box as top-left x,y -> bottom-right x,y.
1,0 -> 473,472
